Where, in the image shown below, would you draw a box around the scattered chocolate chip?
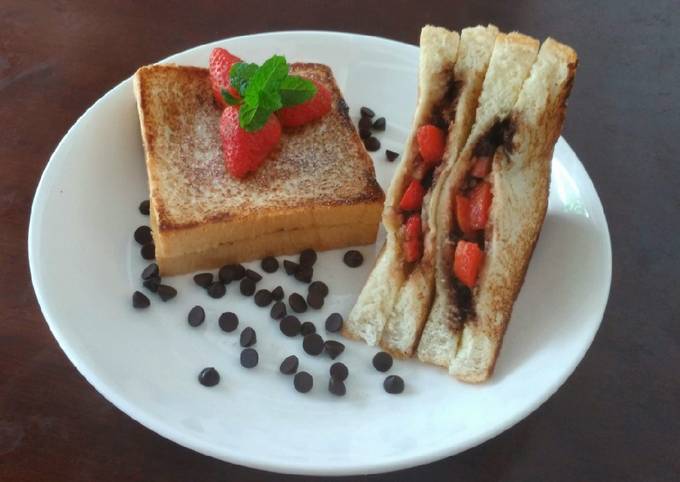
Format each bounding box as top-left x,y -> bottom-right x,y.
372,117 -> 386,131
271,286 -> 284,301
299,249 -> 317,267
359,127 -> 371,139
240,327 -> 256,347
240,348 -> 259,368
261,256 -> 279,273
343,250 -> 364,267
360,106 -> 375,118
363,136 -> 381,152
270,301 -> 287,320
324,340 -> 345,359
328,377 -> 346,396
198,367 -> 220,387
188,305 -> 205,327
308,281 -> 329,298
157,284 -> 177,301
134,225 -> 152,245
283,260 -> 299,275
240,278 -> 256,296
141,263 -> 159,280
138,199 -> 150,215
330,362 -> 348,381
306,291 -> 324,310
294,371 -> 313,393
218,312 -> 239,332
193,273 -> 213,288
302,333 -> 324,356
143,276 -> 161,293
289,293 -> 307,313
325,313 -> 343,333
294,265 -> 313,283
132,291 -> 150,308
207,282 -> 226,299
300,321 -> 316,336
280,315 -> 301,337
280,355 -> 299,375
372,351 -> 393,372
219,264 -> 245,283
254,289 -> 273,307
358,116 -> 373,130
245,269 -> 262,282
140,242 -> 155,260
385,149 -> 399,162
383,375 -> 404,394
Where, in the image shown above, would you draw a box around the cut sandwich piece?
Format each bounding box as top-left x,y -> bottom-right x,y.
133,63 -> 385,276
417,38 -> 578,382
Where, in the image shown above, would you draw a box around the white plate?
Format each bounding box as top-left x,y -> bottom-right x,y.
29,31 -> 611,475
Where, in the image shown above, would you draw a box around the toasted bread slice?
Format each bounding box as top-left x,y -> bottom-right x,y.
133,63 -> 385,276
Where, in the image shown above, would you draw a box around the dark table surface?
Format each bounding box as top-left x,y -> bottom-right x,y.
2,1 -> 678,480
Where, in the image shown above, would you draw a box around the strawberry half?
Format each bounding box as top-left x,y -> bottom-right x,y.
209,48 -> 242,107
220,105 -> 282,179
276,80 -> 332,127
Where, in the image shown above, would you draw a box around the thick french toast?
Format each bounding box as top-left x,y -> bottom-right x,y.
133,63 -> 385,275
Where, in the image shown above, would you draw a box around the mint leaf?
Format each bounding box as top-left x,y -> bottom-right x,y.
240,88 -> 282,132
221,88 -> 242,106
279,75 -> 316,107
247,55 -> 288,96
230,62 -> 258,97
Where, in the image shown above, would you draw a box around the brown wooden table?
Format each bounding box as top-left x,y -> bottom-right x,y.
2,1 -> 678,480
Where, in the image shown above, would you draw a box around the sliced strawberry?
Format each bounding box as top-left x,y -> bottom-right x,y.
403,215 -> 422,263
416,124 -> 446,167
404,214 -> 422,240
469,181 -> 493,230
404,239 -> 421,263
209,48 -> 242,107
220,105 -> 282,179
399,179 -> 425,212
453,240 -> 485,288
276,80 -> 332,127
455,194 -> 473,235
471,156 -> 491,178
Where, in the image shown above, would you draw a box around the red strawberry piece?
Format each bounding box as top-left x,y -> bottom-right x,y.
399,179 -> 425,212
404,214 -> 422,241
276,80 -> 332,127
403,215 -> 422,263
416,124 -> 446,167
209,48 -> 242,107
220,105 -> 282,179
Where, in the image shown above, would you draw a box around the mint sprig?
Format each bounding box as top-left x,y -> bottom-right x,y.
222,54 -> 317,132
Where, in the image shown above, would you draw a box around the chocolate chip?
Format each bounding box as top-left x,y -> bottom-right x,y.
218,312 -> 239,332
271,286 -> 284,301
254,289 -> 273,307
240,278 -> 256,296
207,282 -> 226,299
219,264 -> 245,283
359,127 -> 371,139
306,291 -> 324,310
300,321 -> 316,336
372,117 -> 386,131
261,256 -> 279,273
372,351 -> 393,372
280,315 -> 301,337
308,281 -> 328,298
240,327 -> 256,347
324,340 -> 345,359
294,371 -> 313,393
140,242 -> 155,260
358,116 -> 373,131
157,284 -> 177,301
138,199 -> 150,215
299,249 -> 317,267
363,136 -> 380,152
134,225 -> 152,245
302,333 -> 324,356
188,306 -> 205,327
294,265 -> 313,283
141,263 -> 159,280
198,367 -> 220,387
193,273 -> 213,288
270,301 -> 287,320
132,291 -> 150,308
386,149 -> 399,162
245,269 -> 262,282
143,276 -> 161,293
280,355 -> 299,375
343,250 -> 364,267
240,348 -> 258,368
328,377 -> 346,396
325,313 -> 343,333
330,362 -> 348,381
289,293 -> 307,313
383,375 -> 404,394
360,106 -> 375,118
283,260 -> 299,275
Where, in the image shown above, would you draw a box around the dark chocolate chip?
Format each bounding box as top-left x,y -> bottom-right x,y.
240,327 -> 256,347
141,263 -> 159,280
360,128 -> 372,140
138,199 -> 150,215
240,348 -> 258,368
328,377 -> 346,396
364,136 -> 380,152
294,265 -> 313,283
143,276 -> 161,293
330,362 -> 348,381
188,305 -> 205,327
288,293 -> 307,313
157,284 -> 177,301
207,282 -> 226,299
132,291 -> 150,308
219,264 -> 245,283
299,249 -> 317,267
360,106 -> 375,118
306,291 -> 324,310
140,242 -> 155,260
283,260 -> 299,275
324,340 -> 345,359
372,117 -> 386,131
245,269 -> 262,282
372,351 -> 393,372
134,225 -> 152,245
254,289 -> 273,307
325,313 -> 343,333
271,286 -> 284,301
270,301 -> 287,320
358,116 -> 373,130
308,281 -> 328,298
385,149 -> 399,162
193,272 -> 213,288
300,321 -> 316,336
280,355 -> 299,375
383,375 -> 404,394
294,371 -> 313,393
343,250 -> 364,267
240,278 -> 256,296
302,333 -> 324,356
280,315 -> 301,337
198,367 -> 220,387
261,256 -> 279,273
218,312 -> 239,332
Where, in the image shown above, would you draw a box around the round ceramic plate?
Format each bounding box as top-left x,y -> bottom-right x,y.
29,31 -> 611,475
